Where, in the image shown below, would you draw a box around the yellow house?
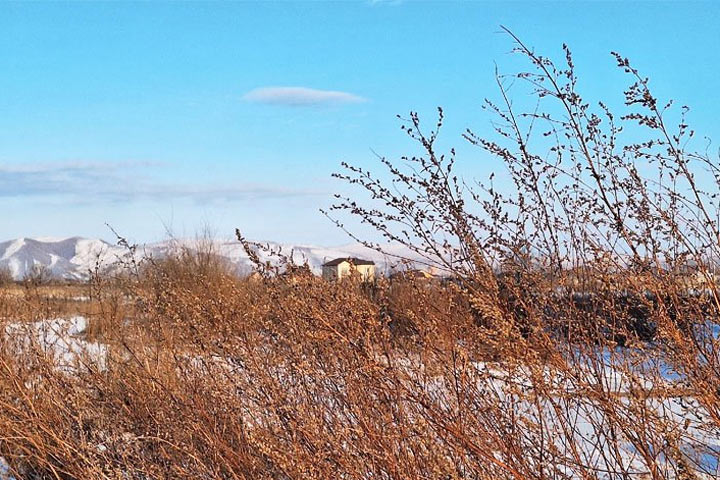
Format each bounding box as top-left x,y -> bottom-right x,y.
322,258 -> 375,282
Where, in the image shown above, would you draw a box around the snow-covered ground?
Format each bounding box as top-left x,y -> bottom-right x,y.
3,315 -> 106,372
0,314 -> 718,478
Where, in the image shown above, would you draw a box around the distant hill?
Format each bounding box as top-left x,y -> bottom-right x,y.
0,236 -> 419,281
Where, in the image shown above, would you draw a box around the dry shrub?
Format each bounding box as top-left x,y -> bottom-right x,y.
1,250 -> 717,479
0,268 -> 13,288
2,30 -> 720,480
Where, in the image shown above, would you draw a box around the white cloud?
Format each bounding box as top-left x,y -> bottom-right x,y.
0,162 -> 323,203
242,86 -> 366,107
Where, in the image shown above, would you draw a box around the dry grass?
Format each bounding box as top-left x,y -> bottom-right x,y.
2,32 -> 720,479
0,254 -> 718,479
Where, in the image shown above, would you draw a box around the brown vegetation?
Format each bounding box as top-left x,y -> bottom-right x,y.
1,31 -> 720,479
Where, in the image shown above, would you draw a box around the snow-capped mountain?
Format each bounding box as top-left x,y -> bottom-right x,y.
0,236 -> 418,280
0,237 -> 121,280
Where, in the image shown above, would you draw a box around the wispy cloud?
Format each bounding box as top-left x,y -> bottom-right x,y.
0,162 -> 323,203
242,86 -> 366,107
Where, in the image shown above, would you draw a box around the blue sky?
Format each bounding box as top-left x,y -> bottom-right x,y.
1,1 -> 719,245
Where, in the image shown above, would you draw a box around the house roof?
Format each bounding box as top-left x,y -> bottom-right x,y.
390,269 -> 435,279
322,257 -> 375,267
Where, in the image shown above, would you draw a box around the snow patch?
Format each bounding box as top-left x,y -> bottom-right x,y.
3,316 -> 106,372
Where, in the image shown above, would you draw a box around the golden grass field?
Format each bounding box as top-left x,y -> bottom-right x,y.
0,250 -> 717,479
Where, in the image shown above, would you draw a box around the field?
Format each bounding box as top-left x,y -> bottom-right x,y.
2,22 -> 720,480
0,248 -> 719,480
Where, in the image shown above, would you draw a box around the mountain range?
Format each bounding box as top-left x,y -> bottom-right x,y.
0,237 -> 416,281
